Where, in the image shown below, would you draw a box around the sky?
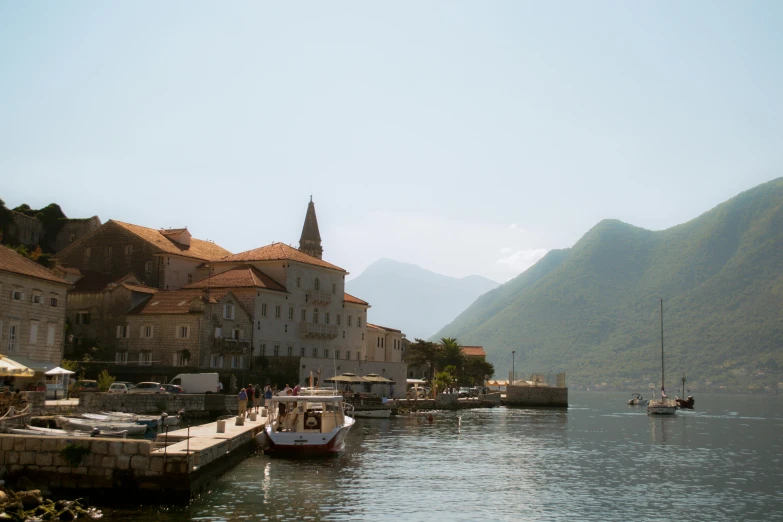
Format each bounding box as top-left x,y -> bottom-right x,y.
1,2 -> 781,283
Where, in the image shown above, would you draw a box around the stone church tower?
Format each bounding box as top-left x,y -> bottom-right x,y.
298,197 -> 323,259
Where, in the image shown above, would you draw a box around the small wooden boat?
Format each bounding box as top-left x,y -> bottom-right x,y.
57,416 -> 148,435
351,408 -> 392,419
675,372 -> 695,409
627,393 -> 649,406
12,426 -> 128,438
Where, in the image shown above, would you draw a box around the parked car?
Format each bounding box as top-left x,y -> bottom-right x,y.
108,383 -> 129,394
458,387 -> 471,398
130,382 -> 165,394
71,380 -> 99,398
469,387 -> 480,397
115,381 -> 136,391
162,384 -> 184,394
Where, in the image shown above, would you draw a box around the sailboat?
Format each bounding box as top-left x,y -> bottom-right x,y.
648,298 -> 677,415
675,371 -> 695,409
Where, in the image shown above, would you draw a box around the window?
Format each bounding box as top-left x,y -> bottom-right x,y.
174,352 -> 189,366
47,325 -> 55,346
231,356 -> 243,369
314,278 -> 320,291
76,311 -> 90,325
261,303 -> 267,317
336,314 -> 341,326
29,322 -> 39,344
313,308 -> 319,324
210,354 -> 224,368
284,324 -> 288,333
300,347 -> 306,357
177,325 -> 190,339
325,313 -> 330,325
116,325 -> 129,339
362,333 -> 364,340
324,349 -> 329,359
141,325 -> 154,338
356,351 -> 360,360
139,352 -> 152,366
377,337 -> 380,348
257,321 -> 260,331
273,345 -> 280,356
260,344 -> 267,356
347,315 -> 352,327
49,297 -> 58,307
224,304 -> 235,320
115,352 -> 128,365
332,283 -> 336,294
345,351 -> 350,360
287,346 -> 293,356
358,316 -> 362,327
232,329 -> 242,340
105,246 -> 112,257
301,309 -> 306,321
288,307 -> 294,320
342,331 -> 345,338
84,247 -> 91,261
145,261 -> 154,275
8,324 -> 18,353
312,347 -> 318,358
296,276 -> 301,288
69,232 -> 75,242
187,273 -> 193,284
31,293 -> 41,304
275,305 -> 281,319
125,245 -> 133,256
11,290 -> 23,301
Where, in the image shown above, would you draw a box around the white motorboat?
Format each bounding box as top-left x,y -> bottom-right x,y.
351,408 -> 392,419
57,416 -> 148,435
255,394 -> 355,457
648,298 -> 677,416
11,426 -> 128,438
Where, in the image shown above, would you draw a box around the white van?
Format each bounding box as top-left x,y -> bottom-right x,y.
169,373 -> 221,394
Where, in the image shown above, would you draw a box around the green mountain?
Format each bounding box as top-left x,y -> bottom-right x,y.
432,178 -> 783,393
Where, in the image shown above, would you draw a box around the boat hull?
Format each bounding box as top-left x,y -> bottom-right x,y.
351,409 -> 391,419
262,423 -> 353,457
647,402 -> 677,415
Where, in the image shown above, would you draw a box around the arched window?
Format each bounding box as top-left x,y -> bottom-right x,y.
314,278 -> 320,291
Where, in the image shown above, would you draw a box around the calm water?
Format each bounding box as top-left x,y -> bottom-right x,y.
107,392 -> 783,521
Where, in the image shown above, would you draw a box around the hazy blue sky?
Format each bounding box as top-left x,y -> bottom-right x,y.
2,2 -> 781,282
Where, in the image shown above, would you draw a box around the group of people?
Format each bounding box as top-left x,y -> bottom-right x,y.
237,383 -> 304,418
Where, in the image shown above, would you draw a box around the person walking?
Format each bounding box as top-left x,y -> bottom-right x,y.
253,384 -> 261,413
237,387 -> 247,417
264,385 -> 273,408
245,384 -> 254,417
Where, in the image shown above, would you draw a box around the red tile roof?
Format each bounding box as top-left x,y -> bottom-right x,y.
0,246 -> 71,285
182,265 -> 287,292
111,220 -> 231,261
121,283 -> 158,294
461,346 -> 486,357
366,323 -> 401,333
343,292 -> 369,306
220,242 -> 345,272
129,288 -> 231,315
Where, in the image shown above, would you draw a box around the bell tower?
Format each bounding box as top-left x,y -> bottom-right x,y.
298,196 -> 323,259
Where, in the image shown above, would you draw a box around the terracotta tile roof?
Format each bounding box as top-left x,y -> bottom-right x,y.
160,228 -> 188,235
182,265 -> 287,293
0,246 -> 71,285
121,283 -> 158,294
343,292 -> 369,306
461,346 -> 486,357
220,242 -> 345,272
366,323 -> 401,333
129,288 -> 230,315
111,220 -> 231,261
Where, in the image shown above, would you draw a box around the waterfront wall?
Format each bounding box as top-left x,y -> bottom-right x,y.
505,385 -> 568,407
79,393 -> 238,415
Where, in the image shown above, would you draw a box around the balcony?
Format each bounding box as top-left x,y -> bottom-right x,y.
306,290 -> 332,305
212,337 -> 251,353
299,322 -> 338,339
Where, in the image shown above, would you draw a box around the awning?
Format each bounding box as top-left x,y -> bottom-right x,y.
407,378 -> 427,385
0,355 -> 36,377
2,356 -> 58,374
45,367 -> 75,376
362,373 -> 395,384
324,373 -> 366,384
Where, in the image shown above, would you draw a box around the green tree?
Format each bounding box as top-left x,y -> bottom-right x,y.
463,357 -> 495,386
96,369 -> 116,391
438,337 -> 465,378
403,339 -> 441,382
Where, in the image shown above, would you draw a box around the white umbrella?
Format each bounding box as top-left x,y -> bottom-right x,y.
0,355 -> 35,377
44,367 -> 75,376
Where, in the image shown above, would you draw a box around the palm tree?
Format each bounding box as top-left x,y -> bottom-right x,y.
438,337 -> 465,381
403,339 -> 441,383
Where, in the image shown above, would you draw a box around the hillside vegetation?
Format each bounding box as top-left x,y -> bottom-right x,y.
433,178 -> 783,393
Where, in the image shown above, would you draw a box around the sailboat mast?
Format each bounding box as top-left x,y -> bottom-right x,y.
660,297 -> 665,393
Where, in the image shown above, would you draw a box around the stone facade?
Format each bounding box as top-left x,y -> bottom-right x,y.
53,216 -> 102,253
0,250 -> 70,388
6,211 -> 44,246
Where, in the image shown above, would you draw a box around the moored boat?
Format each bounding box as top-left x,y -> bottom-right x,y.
675,372 -> 695,409
256,394 -> 355,457
648,298 -> 677,416
57,416 -> 148,435
351,408 -> 392,419
627,393 -> 648,406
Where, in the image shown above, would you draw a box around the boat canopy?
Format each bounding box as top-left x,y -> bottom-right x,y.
270,395 -> 344,403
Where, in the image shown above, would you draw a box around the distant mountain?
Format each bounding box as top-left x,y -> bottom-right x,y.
346,258 -> 499,340
433,178 -> 783,392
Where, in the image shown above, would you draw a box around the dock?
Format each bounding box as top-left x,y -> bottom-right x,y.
0,413 -> 267,505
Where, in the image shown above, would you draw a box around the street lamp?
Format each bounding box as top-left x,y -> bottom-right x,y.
512,350 -> 515,386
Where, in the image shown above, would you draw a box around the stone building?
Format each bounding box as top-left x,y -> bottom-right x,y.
54,220 -> 231,290
3,209 -> 100,253
53,216 -> 102,253
5,211 -> 43,247
366,323 -> 405,363
0,245 -> 71,386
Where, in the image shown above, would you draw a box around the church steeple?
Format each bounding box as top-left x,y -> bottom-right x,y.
298,196 -> 323,259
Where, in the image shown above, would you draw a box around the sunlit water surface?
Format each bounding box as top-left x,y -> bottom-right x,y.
104,392 -> 783,521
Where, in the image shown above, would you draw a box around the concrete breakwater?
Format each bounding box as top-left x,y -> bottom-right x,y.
504,385 -> 568,407
0,414 -> 265,505
78,392 -> 238,417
